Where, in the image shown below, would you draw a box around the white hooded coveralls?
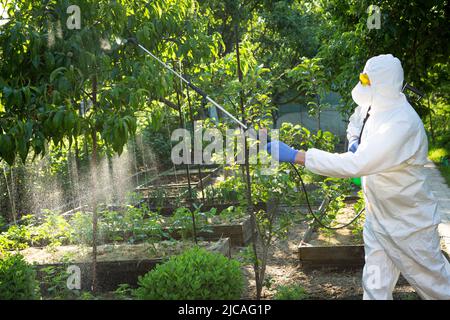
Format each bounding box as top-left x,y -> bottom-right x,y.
305,54 -> 450,300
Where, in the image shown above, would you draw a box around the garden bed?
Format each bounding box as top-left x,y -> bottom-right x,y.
297,244 -> 365,269
296,197 -> 366,269
136,166 -> 220,192
136,167 -> 222,206
167,216 -> 252,246
101,215 -> 252,247
144,201 -> 268,216
0,203 -> 253,250
24,238 -> 230,292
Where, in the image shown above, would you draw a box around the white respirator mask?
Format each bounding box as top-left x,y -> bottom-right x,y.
351,73 -> 373,108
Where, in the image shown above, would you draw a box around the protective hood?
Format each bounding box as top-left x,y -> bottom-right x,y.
351,54 -> 407,111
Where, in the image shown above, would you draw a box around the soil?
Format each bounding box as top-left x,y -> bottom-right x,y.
310,205 -> 364,246
21,239 -> 227,264
235,205 -> 419,300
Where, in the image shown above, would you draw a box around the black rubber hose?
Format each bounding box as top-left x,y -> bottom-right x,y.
289,162 -> 365,230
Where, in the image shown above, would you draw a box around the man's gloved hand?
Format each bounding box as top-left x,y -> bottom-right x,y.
267,140 -> 299,163
348,140 -> 359,153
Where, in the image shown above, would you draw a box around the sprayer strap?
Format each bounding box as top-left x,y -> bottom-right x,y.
358,106 -> 371,145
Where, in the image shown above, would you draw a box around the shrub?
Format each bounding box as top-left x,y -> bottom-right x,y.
40,265 -> 77,299
33,210 -> 72,246
0,224 -> 32,250
205,175 -> 245,203
0,254 -> 40,300
134,247 -> 244,300
69,211 -> 93,245
273,284 -> 308,300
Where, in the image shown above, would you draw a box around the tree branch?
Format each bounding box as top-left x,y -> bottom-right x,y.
158,98 -> 179,111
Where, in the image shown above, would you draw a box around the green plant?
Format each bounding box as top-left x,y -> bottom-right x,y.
33,210 -> 72,246
100,210 -> 126,243
69,211 -> 94,245
148,187 -> 169,208
205,174 -> 246,203
114,283 -> 133,300
143,128 -> 174,165
1,217 -> 35,253
317,178 -> 353,225
1,224 -> 32,250
125,192 -> 144,206
237,163 -> 316,300
429,146 -> 450,187
399,292 -> 419,300
251,168 -> 300,206
134,247 -> 244,300
279,123 -> 338,152
70,206 -> 165,245
351,191 -> 366,243
169,207 -> 215,240
235,245 -> 257,265
79,291 -> 97,300
0,254 -> 40,300
0,235 -> 13,255
120,206 -> 164,244
219,206 -> 246,223
273,284 -> 308,300
40,264 -> 78,299
263,275 -> 275,292
287,57 -> 329,131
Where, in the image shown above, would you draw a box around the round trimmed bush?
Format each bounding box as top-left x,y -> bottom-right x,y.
0,254 -> 40,300
134,247 -> 244,300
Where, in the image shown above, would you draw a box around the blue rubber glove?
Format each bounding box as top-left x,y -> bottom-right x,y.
348,140 -> 359,153
267,140 -> 298,163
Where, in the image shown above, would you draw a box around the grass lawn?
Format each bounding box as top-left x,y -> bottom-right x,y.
429,146 -> 450,186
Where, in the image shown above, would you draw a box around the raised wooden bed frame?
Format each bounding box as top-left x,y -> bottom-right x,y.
35,238 -> 231,293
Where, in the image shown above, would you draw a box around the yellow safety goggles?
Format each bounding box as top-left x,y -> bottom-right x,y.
359,73 -> 371,86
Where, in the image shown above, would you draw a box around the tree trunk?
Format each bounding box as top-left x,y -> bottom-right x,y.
91,131 -> 99,293
428,96 -> 435,144
317,96 -> 321,131
3,165 -> 16,224
107,154 -> 118,204
235,23 -> 261,300
174,68 -> 197,245
91,76 -> 99,293
74,138 -> 82,208
132,138 -> 140,188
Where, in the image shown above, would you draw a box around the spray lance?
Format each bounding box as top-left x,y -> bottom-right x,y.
122,37 -> 364,230
122,38 -> 247,131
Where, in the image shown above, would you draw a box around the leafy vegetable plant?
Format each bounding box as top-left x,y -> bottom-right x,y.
0,254 -> 40,300
134,247 -> 244,300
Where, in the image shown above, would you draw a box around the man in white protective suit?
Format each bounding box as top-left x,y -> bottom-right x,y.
267,54 -> 450,300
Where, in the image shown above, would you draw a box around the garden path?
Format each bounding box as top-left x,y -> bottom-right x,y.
425,162 -> 450,255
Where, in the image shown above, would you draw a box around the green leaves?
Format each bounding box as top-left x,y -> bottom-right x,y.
147,107 -> 167,132
49,67 -> 68,83
0,134 -> 16,165
0,119 -> 40,164
41,106 -> 79,148
136,25 -> 152,48
0,254 -> 40,300
101,114 -> 137,155
134,246 -> 244,300
0,0 -> 227,165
